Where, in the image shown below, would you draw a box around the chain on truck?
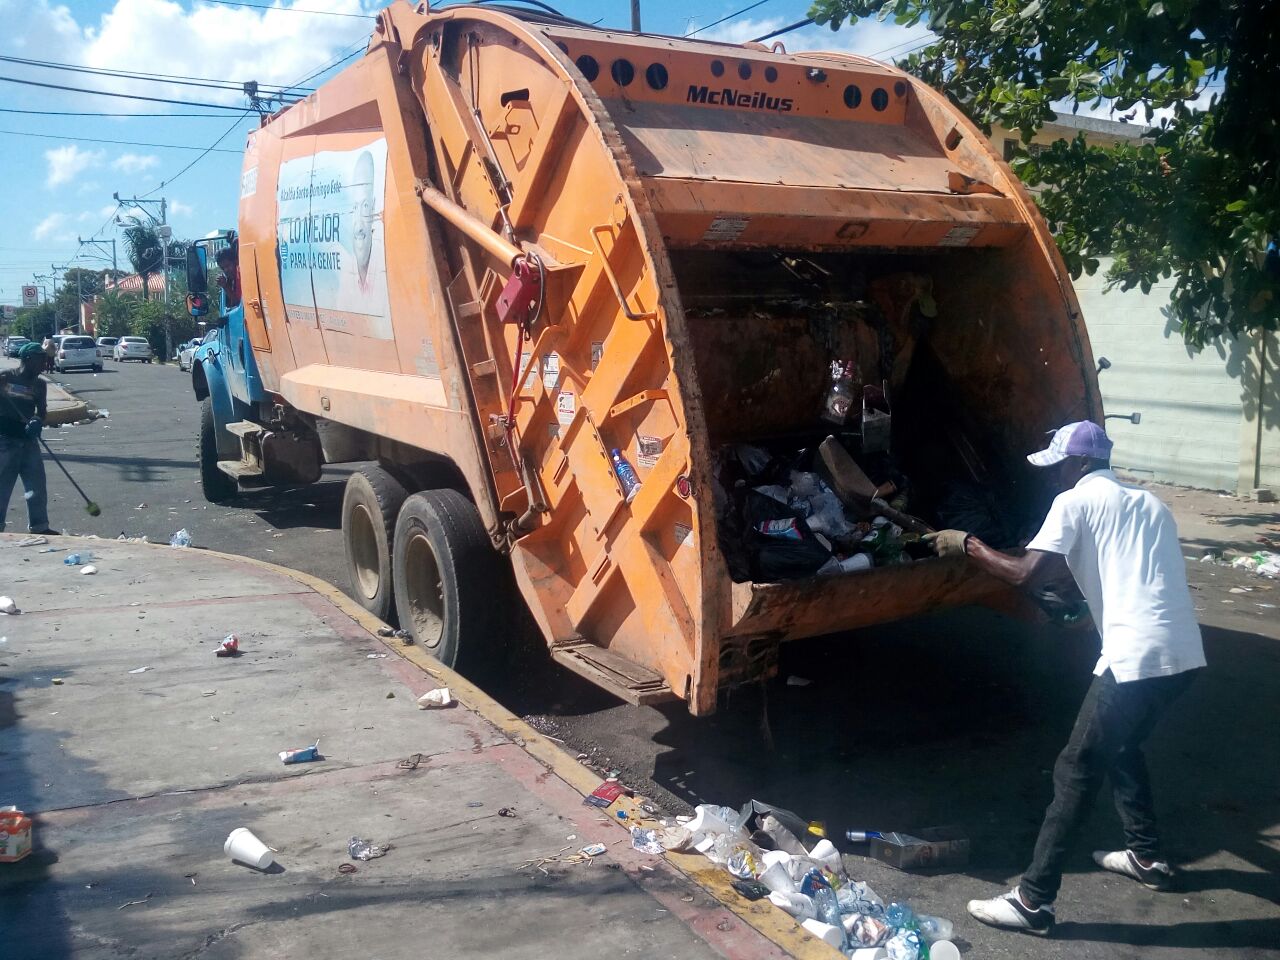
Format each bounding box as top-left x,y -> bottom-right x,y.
184,0 -> 1103,715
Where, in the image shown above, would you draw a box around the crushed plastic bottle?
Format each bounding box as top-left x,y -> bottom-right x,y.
348,837 -> 388,861
799,868 -> 842,927
610,448 -> 642,503
812,883 -> 842,928
169,529 -> 192,548
821,360 -> 858,425
63,554 -> 81,565
885,902 -> 915,930
916,915 -> 953,944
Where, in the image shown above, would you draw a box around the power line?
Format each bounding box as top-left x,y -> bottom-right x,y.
685,0 -> 774,38
749,17 -> 812,43
0,129 -> 242,153
195,0 -> 376,19
141,111 -> 254,197
285,38 -> 367,90
0,54 -> 311,94
0,107 -> 232,118
0,75 -> 256,111
868,32 -> 934,58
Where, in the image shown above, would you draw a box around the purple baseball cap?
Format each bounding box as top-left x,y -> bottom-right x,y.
1027,421 -> 1113,467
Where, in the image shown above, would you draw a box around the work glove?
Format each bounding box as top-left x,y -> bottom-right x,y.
24,418 -> 42,440
923,529 -> 969,558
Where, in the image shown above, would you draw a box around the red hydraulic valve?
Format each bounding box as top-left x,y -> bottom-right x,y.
496,257 -> 541,325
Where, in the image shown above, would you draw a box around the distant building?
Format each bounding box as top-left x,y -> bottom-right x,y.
990,114 -> 1277,496
104,272 -> 166,297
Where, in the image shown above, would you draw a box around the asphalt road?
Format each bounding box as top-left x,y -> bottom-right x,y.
9,357 -> 1280,959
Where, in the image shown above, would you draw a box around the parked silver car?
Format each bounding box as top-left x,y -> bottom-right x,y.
96,336 -> 119,358
114,337 -> 154,362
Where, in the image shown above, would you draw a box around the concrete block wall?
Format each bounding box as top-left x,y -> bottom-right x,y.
1075,267 -> 1252,492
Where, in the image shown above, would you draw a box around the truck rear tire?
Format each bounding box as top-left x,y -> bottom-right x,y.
392,489 -> 505,673
199,398 -> 237,504
342,464 -> 408,623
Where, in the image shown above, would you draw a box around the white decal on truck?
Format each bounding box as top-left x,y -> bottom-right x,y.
277,139 -> 392,339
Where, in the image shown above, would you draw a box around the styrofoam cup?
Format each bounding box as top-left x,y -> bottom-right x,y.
224,827 -> 274,869
848,949 -> 887,960
768,890 -> 816,921
800,919 -> 843,948
928,942 -> 960,960
759,858 -> 798,894
808,838 -> 842,872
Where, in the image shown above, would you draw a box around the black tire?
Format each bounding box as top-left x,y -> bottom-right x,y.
392,489 -> 508,673
342,464 -> 409,623
198,398 -> 237,504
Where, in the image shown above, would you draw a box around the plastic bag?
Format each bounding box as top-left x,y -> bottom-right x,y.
743,492 -> 831,581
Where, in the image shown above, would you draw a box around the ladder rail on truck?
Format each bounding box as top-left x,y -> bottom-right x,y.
185,0 -> 1102,716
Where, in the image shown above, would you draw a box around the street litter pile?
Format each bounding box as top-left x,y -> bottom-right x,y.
660,799 -> 957,959
1231,551 -> 1280,578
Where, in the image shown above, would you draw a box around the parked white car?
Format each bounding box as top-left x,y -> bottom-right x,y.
96,336 -> 119,358
177,337 -> 204,372
114,337 -> 154,362
54,334 -> 102,373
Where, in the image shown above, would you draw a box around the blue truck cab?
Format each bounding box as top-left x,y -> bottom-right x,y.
185,235 -> 271,502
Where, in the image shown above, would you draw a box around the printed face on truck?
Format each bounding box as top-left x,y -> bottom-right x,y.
352,150 -> 376,286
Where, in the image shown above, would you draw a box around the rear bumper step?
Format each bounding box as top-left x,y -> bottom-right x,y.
551,640 -> 674,706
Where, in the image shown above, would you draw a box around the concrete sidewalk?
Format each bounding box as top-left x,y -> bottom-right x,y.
43,379 -> 90,426
0,535 -> 812,960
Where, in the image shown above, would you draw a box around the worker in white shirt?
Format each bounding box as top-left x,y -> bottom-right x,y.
926,420 -> 1206,936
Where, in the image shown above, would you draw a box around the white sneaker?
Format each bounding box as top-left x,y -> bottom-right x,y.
967,886 -> 1055,936
1093,849 -> 1175,890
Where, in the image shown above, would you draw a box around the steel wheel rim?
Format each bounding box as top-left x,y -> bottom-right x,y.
404,528 -> 445,649
349,503 -> 381,600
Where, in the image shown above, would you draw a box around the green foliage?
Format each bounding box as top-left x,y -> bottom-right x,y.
52,268 -> 110,331
93,290 -> 133,338
19,303 -> 56,341
120,218 -> 164,301
809,0 -> 1278,345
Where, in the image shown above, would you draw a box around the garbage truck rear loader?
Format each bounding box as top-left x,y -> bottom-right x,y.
193,2 -> 1101,715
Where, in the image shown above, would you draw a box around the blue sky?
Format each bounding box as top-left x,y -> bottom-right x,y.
0,0 -> 929,308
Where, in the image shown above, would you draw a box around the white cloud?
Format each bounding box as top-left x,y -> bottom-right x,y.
112,153 -> 159,174
4,0 -> 377,111
696,15 -> 934,61
45,144 -> 104,188
33,212 -> 70,240
82,0 -> 373,104
169,199 -> 194,216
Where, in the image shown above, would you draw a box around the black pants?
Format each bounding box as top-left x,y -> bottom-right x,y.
1021,667 -> 1198,907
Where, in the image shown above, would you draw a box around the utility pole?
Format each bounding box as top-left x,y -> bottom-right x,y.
78,236 -> 119,278
52,263 -> 75,333
631,0 -> 641,31
114,192 -> 173,360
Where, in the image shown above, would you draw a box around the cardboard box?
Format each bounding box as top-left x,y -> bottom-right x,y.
0,807 -> 32,863
868,826 -> 968,871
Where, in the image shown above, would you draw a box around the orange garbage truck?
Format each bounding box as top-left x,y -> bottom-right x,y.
185,1 -> 1101,715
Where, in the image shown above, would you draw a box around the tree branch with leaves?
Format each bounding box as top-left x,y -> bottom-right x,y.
809,0 -> 1278,346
